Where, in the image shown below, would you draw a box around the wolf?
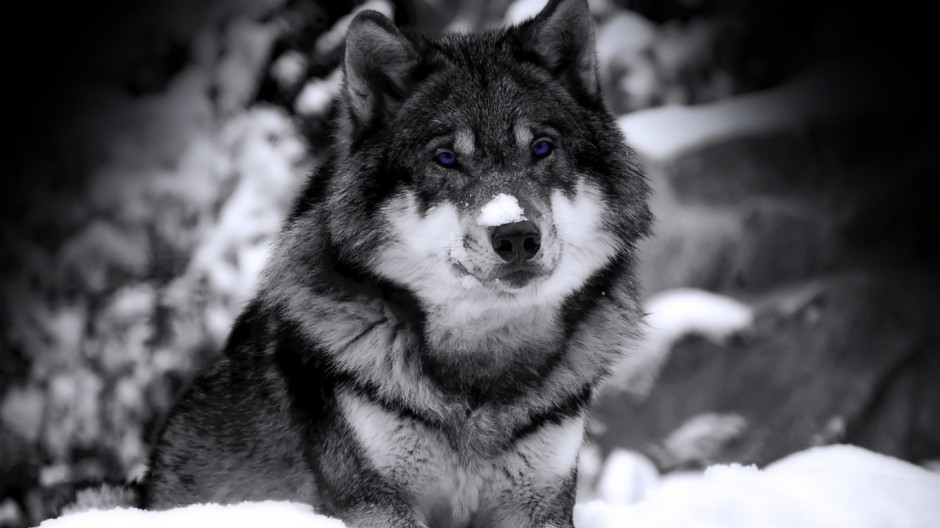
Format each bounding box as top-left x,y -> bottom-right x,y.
139,0 -> 652,526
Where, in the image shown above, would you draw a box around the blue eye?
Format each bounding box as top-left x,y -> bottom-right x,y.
435,150 -> 457,167
532,139 -> 553,158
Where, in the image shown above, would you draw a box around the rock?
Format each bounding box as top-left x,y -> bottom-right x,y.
834,133 -> 940,266
848,339 -> 940,464
0,425 -> 37,500
637,194 -> 833,294
591,271 -> 940,467
659,131 -> 820,205
730,199 -> 832,289
637,204 -> 739,294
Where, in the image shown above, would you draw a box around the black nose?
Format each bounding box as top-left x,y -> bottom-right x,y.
491,221 -> 541,263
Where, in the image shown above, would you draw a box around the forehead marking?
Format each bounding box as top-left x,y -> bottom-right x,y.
455,129 -> 475,157
514,121 -> 534,147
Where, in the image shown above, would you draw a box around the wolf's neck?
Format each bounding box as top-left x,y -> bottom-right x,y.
414,296 -> 568,404
422,294 -> 564,356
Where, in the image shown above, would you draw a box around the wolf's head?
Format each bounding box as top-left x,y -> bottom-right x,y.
322,0 -> 650,327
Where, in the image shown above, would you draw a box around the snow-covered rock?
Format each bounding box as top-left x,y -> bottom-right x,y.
605,288 -> 753,396
619,59 -> 889,162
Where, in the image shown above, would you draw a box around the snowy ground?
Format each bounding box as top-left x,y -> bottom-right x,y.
575,444 -> 940,528
40,444 -> 940,527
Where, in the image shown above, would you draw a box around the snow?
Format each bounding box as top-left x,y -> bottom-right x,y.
0,500 -> 19,527
504,0 -> 548,25
295,69 -> 343,117
476,194 -> 527,226
270,50 -> 308,90
593,448 -> 659,505
0,385 -> 45,442
596,12 -> 657,73
575,444 -> 940,528
91,284 -> 158,374
44,368 -> 103,459
43,445 -> 940,528
171,106 -> 308,343
504,0 -> 617,26
594,10 -> 660,109
38,501 -> 344,528
645,288 -> 753,344
313,0 -> 395,59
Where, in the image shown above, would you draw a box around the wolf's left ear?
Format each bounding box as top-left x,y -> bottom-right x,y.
524,0 -> 599,97
343,11 -> 417,128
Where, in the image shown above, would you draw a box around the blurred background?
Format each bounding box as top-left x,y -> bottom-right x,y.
1,0 -> 937,526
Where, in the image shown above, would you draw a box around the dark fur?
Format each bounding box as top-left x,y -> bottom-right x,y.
141,1 -> 651,526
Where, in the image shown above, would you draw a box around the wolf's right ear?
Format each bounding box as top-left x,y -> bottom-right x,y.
524,0 -> 600,98
343,11 -> 417,129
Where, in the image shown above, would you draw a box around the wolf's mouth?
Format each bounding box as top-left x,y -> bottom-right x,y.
495,266 -> 540,289
450,259 -> 546,292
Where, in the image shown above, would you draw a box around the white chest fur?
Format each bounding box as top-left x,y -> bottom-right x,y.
337,390 -> 584,528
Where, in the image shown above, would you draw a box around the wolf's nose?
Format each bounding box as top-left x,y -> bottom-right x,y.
491,221 -> 541,263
